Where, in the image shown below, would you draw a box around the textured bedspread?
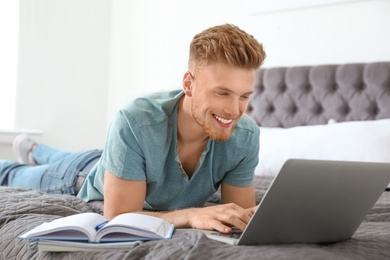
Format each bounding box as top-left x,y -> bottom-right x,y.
1,176 -> 390,260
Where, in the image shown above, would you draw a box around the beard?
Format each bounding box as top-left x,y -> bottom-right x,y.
202,121 -> 235,142
191,99 -> 236,142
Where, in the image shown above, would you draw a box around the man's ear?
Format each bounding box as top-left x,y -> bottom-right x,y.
182,72 -> 193,97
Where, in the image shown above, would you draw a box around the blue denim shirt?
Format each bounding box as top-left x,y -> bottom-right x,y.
77,90 -> 259,211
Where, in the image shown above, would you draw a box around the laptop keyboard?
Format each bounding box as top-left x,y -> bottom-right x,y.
212,229 -> 243,239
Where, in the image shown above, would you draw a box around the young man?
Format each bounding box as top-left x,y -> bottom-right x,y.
0,24 -> 266,234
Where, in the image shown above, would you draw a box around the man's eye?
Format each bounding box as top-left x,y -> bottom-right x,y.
217,92 -> 228,96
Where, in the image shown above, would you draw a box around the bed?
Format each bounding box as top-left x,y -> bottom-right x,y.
1,61 -> 390,259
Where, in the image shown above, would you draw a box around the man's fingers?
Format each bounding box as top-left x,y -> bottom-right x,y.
189,203 -> 256,232
215,205 -> 252,231
246,206 -> 257,217
210,221 -> 232,234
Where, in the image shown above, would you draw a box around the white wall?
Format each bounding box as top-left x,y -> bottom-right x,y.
107,0 -> 390,120
14,0 -> 390,151
107,0 -> 251,122
16,0 -> 111,151
245,0 -> 390,67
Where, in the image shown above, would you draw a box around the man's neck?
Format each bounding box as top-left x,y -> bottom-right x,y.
176,95 -> 209,176
177,95 -> 209,144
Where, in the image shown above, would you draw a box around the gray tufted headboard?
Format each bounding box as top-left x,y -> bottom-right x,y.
247,62 -> 390,127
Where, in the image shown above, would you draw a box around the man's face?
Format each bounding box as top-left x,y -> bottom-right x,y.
186,63 -> 255,141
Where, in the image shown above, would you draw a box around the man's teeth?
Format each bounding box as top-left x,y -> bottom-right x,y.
214,115 -> 233,124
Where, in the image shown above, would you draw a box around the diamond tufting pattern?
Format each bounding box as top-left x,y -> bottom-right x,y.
248,62 -> 390,127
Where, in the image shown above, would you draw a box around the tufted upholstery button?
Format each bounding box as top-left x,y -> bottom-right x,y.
258,84 -> 265,93
343,106 -> 350,114
291,105 -> 298,114
373,106 -> 379,115
267,105 -> 275,113
315,105 -> 323,114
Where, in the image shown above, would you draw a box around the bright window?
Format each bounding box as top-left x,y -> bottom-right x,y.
0,0 -> 19,130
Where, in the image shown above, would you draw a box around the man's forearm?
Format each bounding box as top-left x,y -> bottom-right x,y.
139,208 -> 196,228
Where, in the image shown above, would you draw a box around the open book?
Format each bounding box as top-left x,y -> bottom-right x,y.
19,212 -> 175,243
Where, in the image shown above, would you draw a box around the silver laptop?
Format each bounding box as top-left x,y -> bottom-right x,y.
202,159 -> 390,245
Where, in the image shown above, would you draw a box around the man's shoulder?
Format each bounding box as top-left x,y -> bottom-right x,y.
120,90 -> 183,126
235,113 -> 260,134
218,114 -> 259,148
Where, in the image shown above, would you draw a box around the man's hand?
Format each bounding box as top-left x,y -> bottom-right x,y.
187,203 -> 256,233
142,203 -> 256,234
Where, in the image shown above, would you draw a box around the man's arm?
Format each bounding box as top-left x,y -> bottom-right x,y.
103,170 -> 146,220
221,182 -> 256,208
104,170 -> 254,233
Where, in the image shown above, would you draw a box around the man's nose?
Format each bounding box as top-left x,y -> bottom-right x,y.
224,97 -> 241,117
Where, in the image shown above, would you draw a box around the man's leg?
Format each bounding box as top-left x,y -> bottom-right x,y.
32,144 -> 73,165
0,161 -> 48,190
8,134 -> 102,194
0,151 -> 93,194
13,134 -> 73,165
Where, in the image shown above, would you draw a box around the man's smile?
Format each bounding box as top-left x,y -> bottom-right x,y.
213,114 -> 233,126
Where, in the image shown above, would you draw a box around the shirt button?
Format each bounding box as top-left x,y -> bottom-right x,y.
178,168 -> 183,173
181,173 -> 186,178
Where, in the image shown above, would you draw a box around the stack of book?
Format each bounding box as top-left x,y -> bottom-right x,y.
19,212 -> 175,252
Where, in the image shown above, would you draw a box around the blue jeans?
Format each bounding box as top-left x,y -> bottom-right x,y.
0,145 -> 102,194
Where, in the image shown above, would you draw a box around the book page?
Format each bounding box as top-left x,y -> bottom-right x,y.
21,212 -> 106,242
96,213 -> 174,242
